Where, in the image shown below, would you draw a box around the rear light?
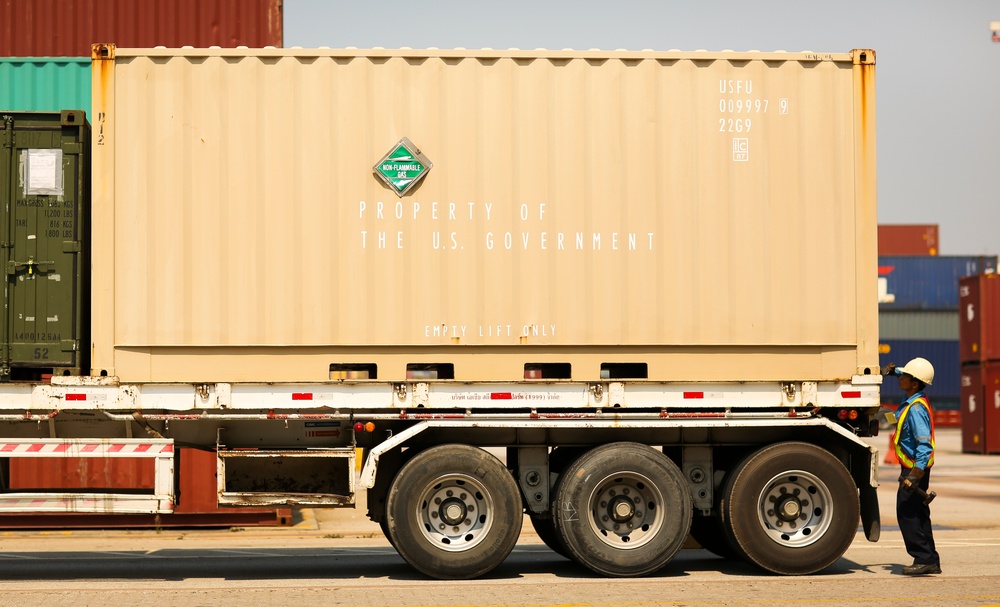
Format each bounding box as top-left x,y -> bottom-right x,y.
353,421 -> 376,433
836,409 -> 860,421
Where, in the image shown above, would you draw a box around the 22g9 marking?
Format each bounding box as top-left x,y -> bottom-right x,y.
719,118 -> 752,133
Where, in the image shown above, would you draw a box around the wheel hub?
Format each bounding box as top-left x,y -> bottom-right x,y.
589,474 -> 662,549
416,475 -> 494,553
757,470 -> 833,548
776,496 -> 801,521
609,496 -> 635,522
440,498 -> 468,525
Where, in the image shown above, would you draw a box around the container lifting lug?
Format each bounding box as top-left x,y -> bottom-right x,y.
196,384 -> 210,401
395,383 -> 408,401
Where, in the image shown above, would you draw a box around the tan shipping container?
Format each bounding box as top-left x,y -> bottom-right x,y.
91,46 -> 878,383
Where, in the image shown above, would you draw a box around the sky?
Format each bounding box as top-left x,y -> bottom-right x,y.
284,1 -> 1000,257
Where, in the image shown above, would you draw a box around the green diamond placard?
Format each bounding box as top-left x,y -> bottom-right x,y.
373,137 -> 433,196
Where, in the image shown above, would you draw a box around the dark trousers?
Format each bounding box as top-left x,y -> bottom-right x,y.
897,466 -> 940,566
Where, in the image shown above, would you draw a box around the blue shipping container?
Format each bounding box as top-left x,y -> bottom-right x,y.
0,58 -> 91,115
879,339 -> 960,410
878,255 -> 997,311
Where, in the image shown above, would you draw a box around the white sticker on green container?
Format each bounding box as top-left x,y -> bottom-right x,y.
22,148 -> 63,196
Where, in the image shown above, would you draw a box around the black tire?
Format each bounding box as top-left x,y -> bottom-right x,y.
689,514 -> 739,560
378,517 -> 395,548
529,514 -> 570,558
385,444 -> 522,579
719,442 -> 860,575
552,442 -> 692,577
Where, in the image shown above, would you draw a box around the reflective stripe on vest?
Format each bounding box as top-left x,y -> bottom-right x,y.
893,396 -> 935,469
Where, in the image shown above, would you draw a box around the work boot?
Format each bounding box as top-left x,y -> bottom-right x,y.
902,563 -> 942,576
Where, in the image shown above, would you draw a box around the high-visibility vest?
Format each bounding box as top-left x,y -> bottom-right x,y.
893,395 -> 935,469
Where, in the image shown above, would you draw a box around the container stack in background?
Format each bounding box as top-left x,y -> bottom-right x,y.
959,273 -> 1000,453
878,224 -> 997,429
0,0 -> 283,113
1,0 -> 290,528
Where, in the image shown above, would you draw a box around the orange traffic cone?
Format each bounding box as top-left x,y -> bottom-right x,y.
883,432 -> 899,465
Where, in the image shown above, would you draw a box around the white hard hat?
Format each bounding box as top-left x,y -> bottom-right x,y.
900,357 -> 934,386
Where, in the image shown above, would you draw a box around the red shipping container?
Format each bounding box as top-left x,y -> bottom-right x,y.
960,364 -> 987,454
877,224 -> 939,256
986,365 -> 1000,454
0,0 -> 283,57
959,273 -> 1000,364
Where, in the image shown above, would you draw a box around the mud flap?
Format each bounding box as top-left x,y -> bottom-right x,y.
859,482 -> 880,542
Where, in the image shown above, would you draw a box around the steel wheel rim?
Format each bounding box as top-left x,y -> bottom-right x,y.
755,469 -> 834,547
416,473 -> 495,552
586,471 -> 663,549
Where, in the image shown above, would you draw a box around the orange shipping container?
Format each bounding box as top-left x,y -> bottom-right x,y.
877,224 -> 938,256
91,47 -> 878,384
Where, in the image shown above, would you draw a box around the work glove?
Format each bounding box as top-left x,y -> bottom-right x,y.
882,363 -> 896,377
901,467 -> 925,492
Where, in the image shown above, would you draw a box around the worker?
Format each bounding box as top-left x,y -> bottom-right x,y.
883,357 -> 941,576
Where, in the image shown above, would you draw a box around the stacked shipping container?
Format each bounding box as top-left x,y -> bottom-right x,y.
878,224 -> 939,257
0,0 -> 283,56
878,253 -> 996,413
1,0 -> 286,526
1,0 -> 283,123
959,273 -> 1000,453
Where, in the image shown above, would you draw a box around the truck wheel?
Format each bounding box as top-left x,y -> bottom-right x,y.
385,444 -> 522,579
689,514 -> 739,560
552,442 -> 692,577
719,442 -> 859,575
529,514 -> 569,558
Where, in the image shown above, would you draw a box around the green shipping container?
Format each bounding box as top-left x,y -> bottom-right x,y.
0,58 -> 92,115
0,111 -> 90,380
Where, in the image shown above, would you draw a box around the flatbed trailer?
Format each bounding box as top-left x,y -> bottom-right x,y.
0,46 -> 883,579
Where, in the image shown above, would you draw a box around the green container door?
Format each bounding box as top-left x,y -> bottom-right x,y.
0,111 -> 90,380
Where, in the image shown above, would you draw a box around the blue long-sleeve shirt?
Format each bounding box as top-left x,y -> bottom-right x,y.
896,390 -> 935,470
891,367 -> 935,469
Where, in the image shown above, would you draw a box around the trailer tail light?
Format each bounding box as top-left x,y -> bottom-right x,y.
353,421 -> 376,433
837,409 -> 860,421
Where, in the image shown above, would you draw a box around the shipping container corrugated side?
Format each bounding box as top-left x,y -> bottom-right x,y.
878,256 -> 997,311
879,339 -> 959,409
0,0 -> 282,57
960,364 -> 988,454
0,58 -> 91,114
878,310 -> 958,341
91,47 -> 879,383
877,224 -> 938,256
959,273 -> 1000,364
